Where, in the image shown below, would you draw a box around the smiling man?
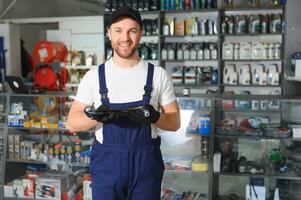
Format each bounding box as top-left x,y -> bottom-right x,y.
67,7 -> 180,200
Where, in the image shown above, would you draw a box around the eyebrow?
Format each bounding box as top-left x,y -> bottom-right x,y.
112,27 -> 140,31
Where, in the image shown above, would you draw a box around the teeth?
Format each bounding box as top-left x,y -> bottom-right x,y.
120,42 -> 130,47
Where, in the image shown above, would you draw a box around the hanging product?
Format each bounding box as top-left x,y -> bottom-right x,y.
32,41 -> 68,90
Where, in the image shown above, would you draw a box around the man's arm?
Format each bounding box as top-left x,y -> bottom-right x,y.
66,100 -> 98,133
155,100 -> 180,132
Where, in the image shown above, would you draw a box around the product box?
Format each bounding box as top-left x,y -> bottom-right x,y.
14,135 -> 23,160
8,135 -> 14,159
4,182 -> 14,198
8,115 -> 20,127
13,179 -> 24,198
23,177 -> 35,198
35,177 -> 62,200
83,180 -> 92,199
175,19 -> 184,36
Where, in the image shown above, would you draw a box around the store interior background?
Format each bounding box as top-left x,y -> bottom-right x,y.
1,0 -> 301,199
0,0 -> 300,95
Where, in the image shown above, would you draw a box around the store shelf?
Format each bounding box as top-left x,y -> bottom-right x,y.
65,65 -> 98,69
105,10 -> 160,15
222,6 -> 283,12
66,83 -> 79,88
6,159 -> 90,167
215,172 -> 301,180
286,76 -> 301,82
214,133 -> 300,141
222,59 -> 283,62
160,35 -> 218,38
220,108 -> 281,113
174,83 -> 218,88
7,126 -> 67,131
221,33 -> 283,36
165,170 -> 208,174
161,8 -> 218,14
5,92 -> 73,98
6,159 -> 47,165
221,84 -> 281,87
162,59 -> 218,62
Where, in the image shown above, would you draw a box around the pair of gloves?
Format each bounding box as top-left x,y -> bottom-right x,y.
84,104 -> 160,124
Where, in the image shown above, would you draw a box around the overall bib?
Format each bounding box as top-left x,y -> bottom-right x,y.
90,63 -> 165,200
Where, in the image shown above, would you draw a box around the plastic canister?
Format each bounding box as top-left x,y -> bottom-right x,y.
199,114 -> 211,135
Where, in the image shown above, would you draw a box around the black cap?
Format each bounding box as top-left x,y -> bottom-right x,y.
109,7 -> 142,28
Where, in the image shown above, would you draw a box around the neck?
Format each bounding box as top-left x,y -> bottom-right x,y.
112,52 -> 141,68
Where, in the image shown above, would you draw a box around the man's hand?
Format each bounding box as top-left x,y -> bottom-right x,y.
84,104 -> 119,123
128,104 -> 160,124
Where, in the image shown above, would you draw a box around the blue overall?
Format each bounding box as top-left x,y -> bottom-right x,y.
90,63 -> 164,200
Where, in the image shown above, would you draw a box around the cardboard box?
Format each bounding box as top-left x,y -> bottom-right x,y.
35,177 -> 61,200
23,178 -> 35,198
4,183 -> 13,197
13,179 -> 23,198
83,180 -> 92,199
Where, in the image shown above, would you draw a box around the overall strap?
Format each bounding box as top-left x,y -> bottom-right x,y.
98,63 -> 110,105
143,63 -> 154,104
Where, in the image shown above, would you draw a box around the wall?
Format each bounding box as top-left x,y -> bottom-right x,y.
0,24 -> 21,76
1,0 -> 104,19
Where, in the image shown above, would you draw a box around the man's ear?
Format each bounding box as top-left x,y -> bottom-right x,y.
107,28 -> 111,40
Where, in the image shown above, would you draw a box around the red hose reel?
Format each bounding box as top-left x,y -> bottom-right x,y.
32,41 -> 68,90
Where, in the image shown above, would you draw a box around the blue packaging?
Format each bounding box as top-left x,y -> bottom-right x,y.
199,114 -> 211,135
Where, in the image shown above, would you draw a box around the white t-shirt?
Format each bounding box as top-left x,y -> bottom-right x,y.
75,58 -> 176,143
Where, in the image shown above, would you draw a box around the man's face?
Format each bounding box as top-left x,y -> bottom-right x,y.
108,17 -> 142,59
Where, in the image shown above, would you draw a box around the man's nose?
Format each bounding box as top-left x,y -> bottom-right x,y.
120,31 -> 130,40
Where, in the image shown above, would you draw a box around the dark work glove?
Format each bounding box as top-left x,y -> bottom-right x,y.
84,104 -> 119,123
127,104 -> 160,124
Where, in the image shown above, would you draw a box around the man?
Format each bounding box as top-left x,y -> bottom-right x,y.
67,7 -> 180,200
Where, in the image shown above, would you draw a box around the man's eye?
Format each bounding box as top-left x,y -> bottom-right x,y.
115,30 -> 121,33
131,30 -> 137,34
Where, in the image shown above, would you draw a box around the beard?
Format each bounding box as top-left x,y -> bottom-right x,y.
111,42 -> 138,59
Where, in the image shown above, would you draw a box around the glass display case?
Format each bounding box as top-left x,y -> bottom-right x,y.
213,96 -> 301,200
159,97 -> 213,200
